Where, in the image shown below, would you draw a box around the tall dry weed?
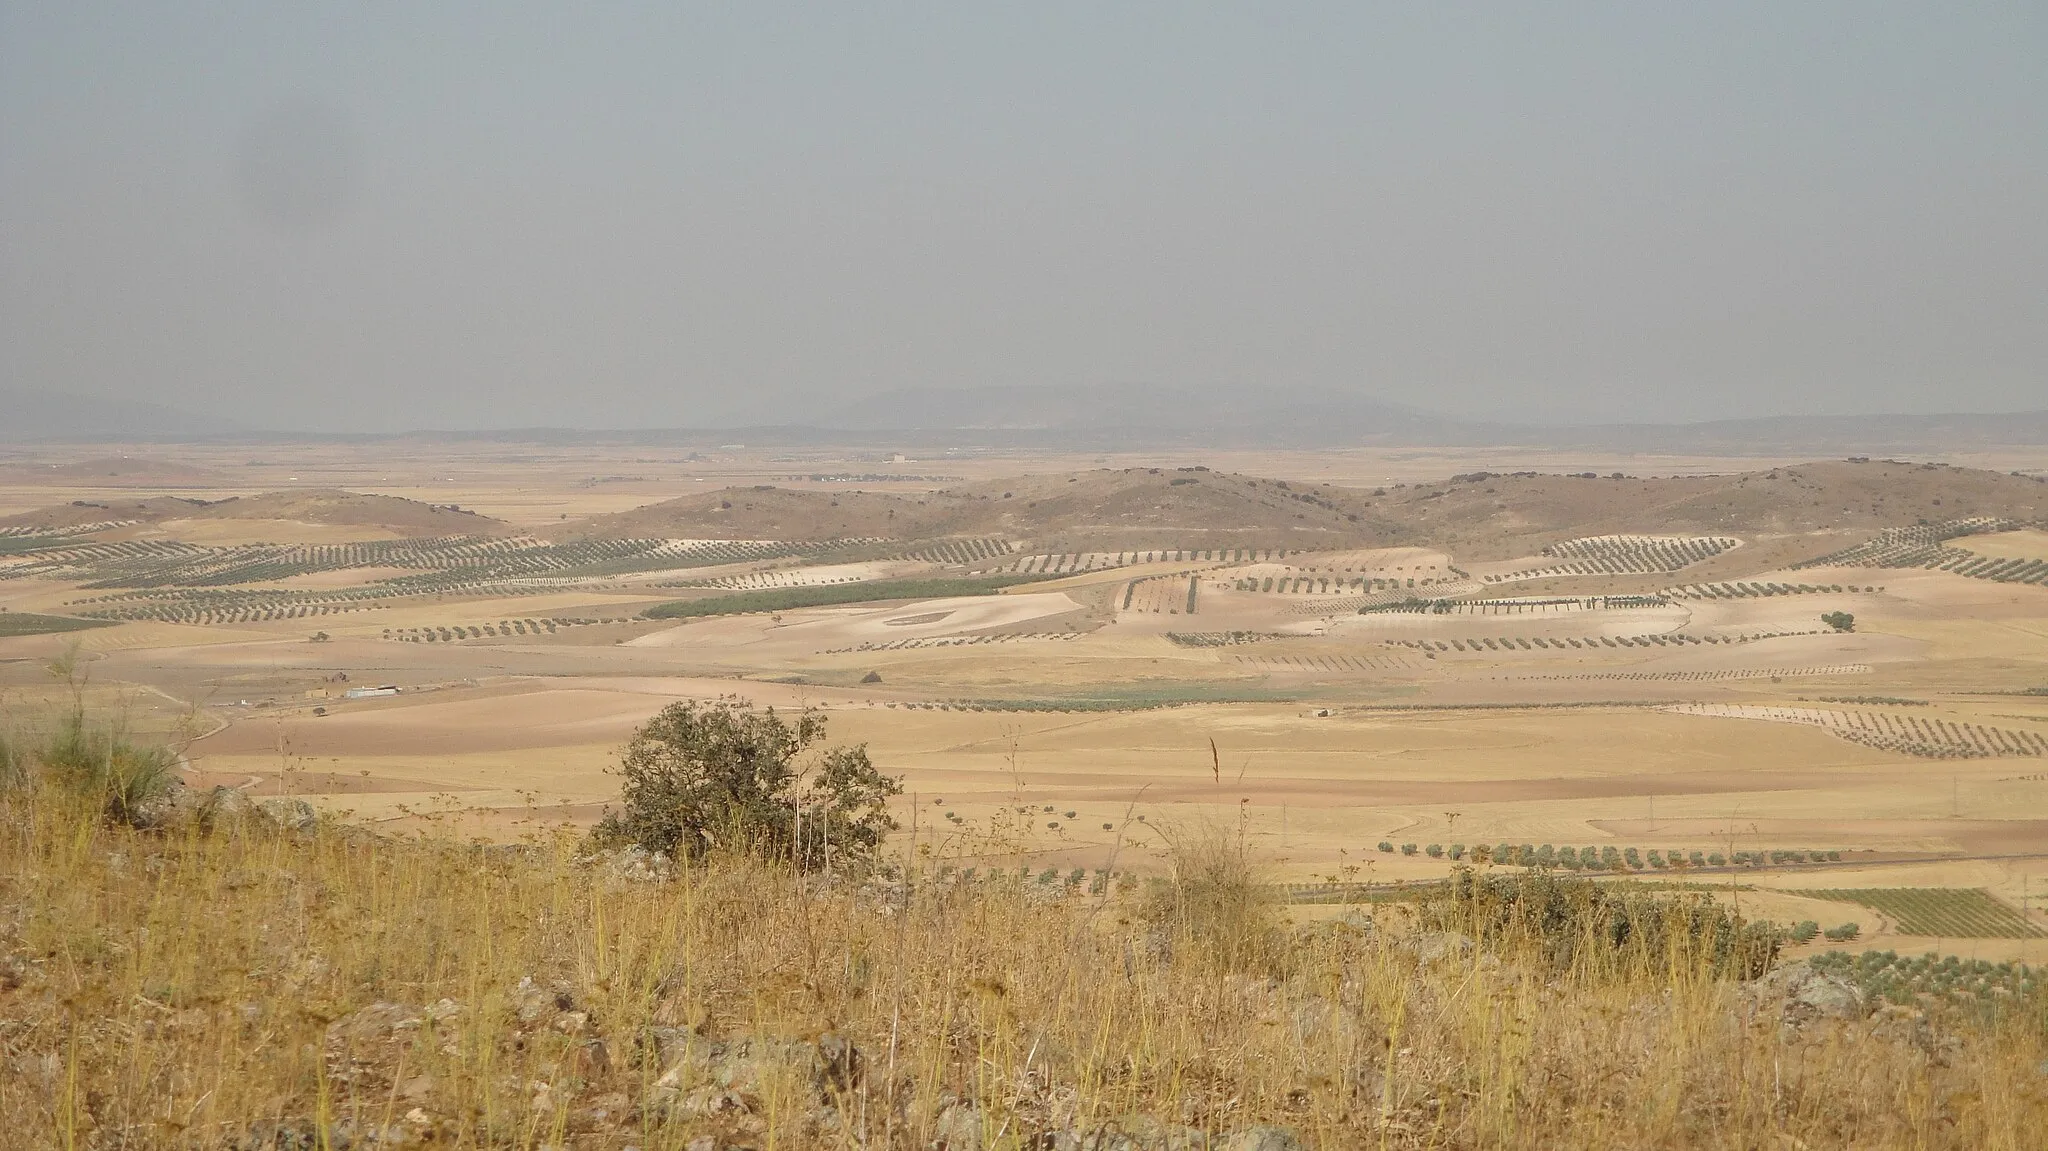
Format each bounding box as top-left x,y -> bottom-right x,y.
1140,817 -> 1282,975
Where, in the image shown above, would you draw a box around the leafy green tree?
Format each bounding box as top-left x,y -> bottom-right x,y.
1821,611 -> 1855,632
592,697 -> 900,871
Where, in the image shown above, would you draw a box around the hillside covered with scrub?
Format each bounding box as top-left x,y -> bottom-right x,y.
557,460 -> 2048,557
3,703 -> 2046,1149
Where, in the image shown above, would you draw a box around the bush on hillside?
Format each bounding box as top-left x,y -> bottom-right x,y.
1426,868 -> 1779,979
591,696 -> 900,871
10,710 -> 179,824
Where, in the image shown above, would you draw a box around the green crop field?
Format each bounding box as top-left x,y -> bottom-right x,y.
643,573 -> 1063,620
1803,888 -> 2046,938
0,612 -> 117,637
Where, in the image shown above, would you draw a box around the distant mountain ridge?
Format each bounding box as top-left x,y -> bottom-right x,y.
1,389 -> 237,441
811,384 -> 2048,450
815,384 -> 1475,439
6,383 -> 2046,453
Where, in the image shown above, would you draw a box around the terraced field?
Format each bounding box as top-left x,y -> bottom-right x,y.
384,618 -> 630,642
827,631 -> 1084,654
1528,663 -> 1873,683
1228,652 -> 1423,673
1487,534 -> 1739,583
1668,580 -> 1880,599
2,532 -> 840,592
1003,547 -> 1263,575
1120,574 -> 1204,615
1794,518 -> 2048,585
888,538 -> 1015,565
1397,632 -> 1743,652
0,612 -> 116,637
1802,889 -> 2046,938
1667,704 -> 2048,759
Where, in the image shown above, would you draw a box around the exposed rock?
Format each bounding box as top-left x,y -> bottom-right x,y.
1746,961 -> 1865,1021
815,1030 -> 863,1091
1051,1114 -> 1212,1150
327,1001 -> 426,1047
930,1096 -> 985,1149
650,1031 -> 865,1113
1404,932 -> 1474,965
1868,1003 -> 1936,1054
1217,1126 -> 1302,1151
510,975 -> 581,1027
324,1000 -> 464,1086
1290,909 -> 1376,949
140,782 -> 254,830
256,796 -> 318,833
575,845 -> 676,883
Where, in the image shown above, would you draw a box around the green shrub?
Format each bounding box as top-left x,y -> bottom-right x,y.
0,726 -> 23,792
591,697 -> 900,871
36,711 -> 178,824
1425,869 -> 1778,979
644,573 -> 1060,620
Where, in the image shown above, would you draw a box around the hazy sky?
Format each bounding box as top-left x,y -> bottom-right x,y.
3,3 -> 2044,432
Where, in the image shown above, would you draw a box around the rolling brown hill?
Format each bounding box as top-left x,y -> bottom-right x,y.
1377,459 -> 2048,559
560,461 -> 2048,559
0,455 -> 230,486
0,489 -> 509,537
554,468 -> 1395,551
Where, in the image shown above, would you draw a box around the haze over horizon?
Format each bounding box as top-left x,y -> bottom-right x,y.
3,3 -> 2044,435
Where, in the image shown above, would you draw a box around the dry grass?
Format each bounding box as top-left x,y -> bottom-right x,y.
1,744 -> 2045,1147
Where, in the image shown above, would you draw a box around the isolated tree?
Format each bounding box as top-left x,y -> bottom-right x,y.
592,696 -> 900,871
1821,611 -> 1855,632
